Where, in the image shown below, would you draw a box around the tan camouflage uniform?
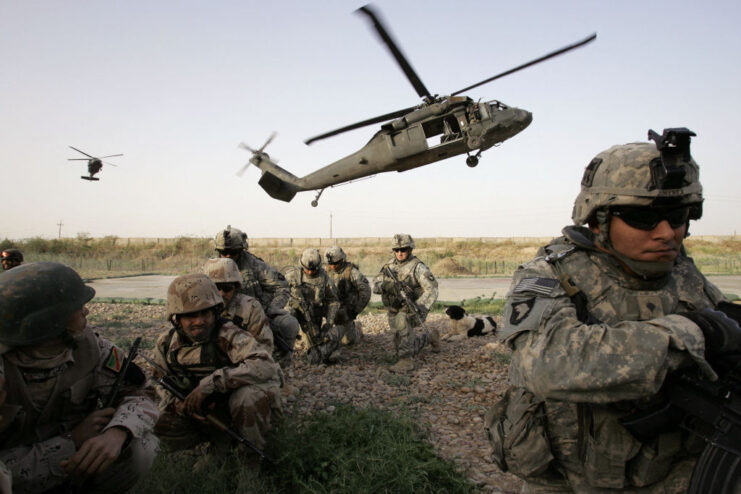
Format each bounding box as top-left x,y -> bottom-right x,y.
284,266 -> 341,364
153,320 -> 282,453
0,462 -> 9,494
222,293 -> 275,351
492,226 -> 723,493
0,328 -> 159,494
327,261 -> 371,345
234,250 -> 299,355
372,255 -> 438,358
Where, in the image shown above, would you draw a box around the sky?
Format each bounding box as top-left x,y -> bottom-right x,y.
1,0 -> 740,240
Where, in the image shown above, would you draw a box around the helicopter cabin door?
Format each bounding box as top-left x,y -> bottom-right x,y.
385,124 -> 427,161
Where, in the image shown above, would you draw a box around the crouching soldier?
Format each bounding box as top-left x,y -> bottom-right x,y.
202,258 -> 276,352
325,246 -> 370,346
0,262 -> 159,494
153,274 -> 282,463
284,249 -> 342,364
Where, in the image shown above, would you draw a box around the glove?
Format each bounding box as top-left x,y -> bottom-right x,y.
717,301 -> 741,325
680,309 -> 741,359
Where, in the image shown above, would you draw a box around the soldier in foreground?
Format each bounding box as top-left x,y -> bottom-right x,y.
489,128 -> 741,492
153,274 -> 282,462
0,249 -> 23,271
202,257 -> 275,351
373,234 -> 439,373
325,246 -> 371,345
215,225 -> 299,364
0,262 -> 159,494
284,249 -> 342,364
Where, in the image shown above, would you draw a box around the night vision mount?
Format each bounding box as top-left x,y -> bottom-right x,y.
647,127 -> 696,190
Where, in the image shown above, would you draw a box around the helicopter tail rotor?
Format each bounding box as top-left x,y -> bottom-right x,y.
237,133 -> 279,175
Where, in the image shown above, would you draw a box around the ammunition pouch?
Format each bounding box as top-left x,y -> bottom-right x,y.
485,387 -> 554,479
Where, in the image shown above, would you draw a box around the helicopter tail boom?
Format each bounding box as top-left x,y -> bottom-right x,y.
258,171 -> 299,202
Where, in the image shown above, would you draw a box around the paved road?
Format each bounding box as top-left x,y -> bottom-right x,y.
90,275 -> 741,302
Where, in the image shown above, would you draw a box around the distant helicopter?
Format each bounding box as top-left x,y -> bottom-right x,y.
68,146 -> 123,181
240,5 -> 596,207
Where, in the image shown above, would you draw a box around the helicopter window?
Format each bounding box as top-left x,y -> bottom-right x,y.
422,116 -> 462,146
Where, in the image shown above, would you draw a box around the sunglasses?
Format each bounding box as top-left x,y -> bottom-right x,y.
215,283 -> 236,293
392,248 -> 410,253
612,206 -> 690,231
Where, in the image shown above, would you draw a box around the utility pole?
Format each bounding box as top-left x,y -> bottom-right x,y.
329,212 -> 333,242
57,220 -> 63,240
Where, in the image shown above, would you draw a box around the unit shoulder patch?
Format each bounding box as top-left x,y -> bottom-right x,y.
104,346 -> 123,373
509,298 -> 536,325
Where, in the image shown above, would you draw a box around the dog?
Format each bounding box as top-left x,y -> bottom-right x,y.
443,305 -> 497,341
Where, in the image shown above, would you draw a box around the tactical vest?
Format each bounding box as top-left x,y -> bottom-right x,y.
1,328 -> 100,448
237,252 -> 265,306
328,262 -> 358,306
382,257 -> 423,310
160,319 -> 234,386
538,238 -> 721,488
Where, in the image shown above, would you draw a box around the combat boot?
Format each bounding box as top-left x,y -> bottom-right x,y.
389,357 -> 414,373
429,327 -> 441,353
327,348 -> 343,364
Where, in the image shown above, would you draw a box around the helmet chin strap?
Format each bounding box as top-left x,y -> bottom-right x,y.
595,210 -> 674,280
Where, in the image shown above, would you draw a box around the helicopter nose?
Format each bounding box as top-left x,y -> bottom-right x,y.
513,108 -> 533,131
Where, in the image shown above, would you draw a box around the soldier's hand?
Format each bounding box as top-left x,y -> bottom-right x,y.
183,386 -> 207,415
681,309 -> 741,359
70,408 -> 115,448
61,427 -> 127,479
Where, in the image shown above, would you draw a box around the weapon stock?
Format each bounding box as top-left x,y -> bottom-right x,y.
136,353 -> 273,463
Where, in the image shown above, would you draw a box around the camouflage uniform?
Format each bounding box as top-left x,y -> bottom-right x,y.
372,241 -> 438,359
284,261 -> 342,365
152,319 -> 282,453
488,130 -> 729,493
0,328 -> 160,494
0,462 -> 9,494
233,250 -> 299,356
223,293 -> 275,350
326,257 -> 371,346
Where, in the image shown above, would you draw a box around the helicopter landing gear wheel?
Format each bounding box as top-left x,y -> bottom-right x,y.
311,188 -> 325,207
466,151 -> 481,168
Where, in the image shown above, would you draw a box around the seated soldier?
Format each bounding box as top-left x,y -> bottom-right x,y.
0,262 -> 159,494
153,274 -> 282,463
284,249 -> 342,365
202,258 -> 275,351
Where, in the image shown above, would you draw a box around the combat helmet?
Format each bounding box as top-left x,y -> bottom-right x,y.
300,248 -> 322,270
202,258 -> 242,285
391,233 -> 415,250
0,262 -> 95,346
166,273 -> 224,321
325,246 -> 346,264
572,128 -> 703,226
214,225 -> 248,251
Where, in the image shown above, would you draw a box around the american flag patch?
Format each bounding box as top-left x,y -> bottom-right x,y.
513,277 -> 558,295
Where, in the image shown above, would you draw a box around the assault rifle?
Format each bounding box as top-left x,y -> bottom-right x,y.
382,265 -> 424,324
621,302 -> 741,493
291,283 -> 323,348
137,352 -> 273,463
103,337 -> 142,408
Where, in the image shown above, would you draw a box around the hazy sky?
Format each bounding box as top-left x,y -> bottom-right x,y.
1,0 -> 739,240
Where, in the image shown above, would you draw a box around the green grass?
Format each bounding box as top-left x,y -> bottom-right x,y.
133,406 -> 475,494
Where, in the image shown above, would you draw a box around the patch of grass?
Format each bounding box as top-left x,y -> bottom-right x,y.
382,372 -> 411,387
264,405 -> 475,494
491,352 -> 511,366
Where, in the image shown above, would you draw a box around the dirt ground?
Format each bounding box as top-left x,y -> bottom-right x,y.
88,304 -> 523,494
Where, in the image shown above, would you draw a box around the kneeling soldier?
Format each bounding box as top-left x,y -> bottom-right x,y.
325,246 -> 370,346
153,274 -> 282,462
0,262 -> 159,494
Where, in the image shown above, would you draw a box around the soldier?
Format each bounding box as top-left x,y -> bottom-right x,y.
202,258 -> 275,351
284,249 -> 342,365
0,249 -> 22,271
372,234 -> 440,373
214,225 -> 299,364
0,262 -> 159,494
488,128 -> 741,492
324,246 -> 371,346
153,274 -> 282,462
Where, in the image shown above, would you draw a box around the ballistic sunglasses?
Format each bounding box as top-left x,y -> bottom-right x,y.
215,283 -> 236,293
611,206 -> 690,231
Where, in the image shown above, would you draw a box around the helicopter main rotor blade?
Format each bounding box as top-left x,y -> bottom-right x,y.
100,154 -> 124,159
102,161 -> 119,167
68,158 -> 89,161
305,105 -> 416,145
356,5 -> 432,101
451,33 -> 597,96
69,146 -> 96,159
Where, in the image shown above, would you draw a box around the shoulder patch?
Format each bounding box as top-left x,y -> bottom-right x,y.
509,298 -> 536,325
104,346 -> 123,373
513,277 -> 558,296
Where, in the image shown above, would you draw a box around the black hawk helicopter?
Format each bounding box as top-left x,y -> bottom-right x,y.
240,5 -> 596,207
68,146 -> 123,181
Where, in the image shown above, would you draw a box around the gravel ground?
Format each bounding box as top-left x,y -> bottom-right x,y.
88,303 -> 523,494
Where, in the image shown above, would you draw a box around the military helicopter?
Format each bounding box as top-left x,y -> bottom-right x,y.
68,146 -> 123,181
240,5 -> 596,207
